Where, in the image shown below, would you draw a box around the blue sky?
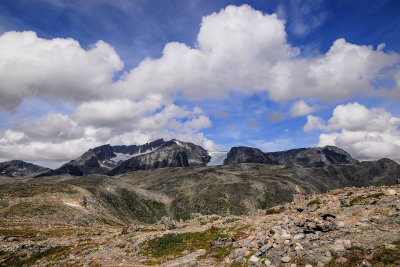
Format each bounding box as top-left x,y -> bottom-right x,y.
0,0 -> 399,167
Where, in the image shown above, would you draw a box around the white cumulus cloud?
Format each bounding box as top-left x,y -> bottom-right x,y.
0,5 -> 399,166
304,103 -> 400,161
0,31 -> 123,110
290,100 -> 315,117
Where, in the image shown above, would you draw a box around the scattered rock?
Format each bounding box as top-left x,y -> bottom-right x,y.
340,199 -> 349,207
330,244 -> 346,253
336,256 -> 347,264
362,260 -> 372,267
248,255 -> 260,263
293,233 -> 305,240
386,189 -> 396,196
190,213 -> 202,219
156,216 -> 177,230
281,256 -> 291,263
308,233 -> 320,241
335,240 -> 352,249
121,223 -> 143,234
260,243 -> 273,253
212,237 -> 232,248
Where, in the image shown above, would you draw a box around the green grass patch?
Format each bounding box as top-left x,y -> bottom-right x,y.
0,246 -> 71,267
349,193 -> 383,206
265,207 -> 285,215
371,241 -> 400,266
325,240 -> 400,267
307,199 -> 322,207
367,192 -> 384,198
349,196 -> 365,206
230,261 -> 246,267
257,192 -> 271,210
0,182 -> 76,198
141,227 -> 229,259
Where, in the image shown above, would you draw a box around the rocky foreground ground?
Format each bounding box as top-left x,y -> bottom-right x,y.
0,184 -> 399,267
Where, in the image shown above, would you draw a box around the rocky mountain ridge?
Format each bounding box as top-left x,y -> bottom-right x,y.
36,139 -> 168,177
0,139 -> 398,179
224,146 -> 359,167
0,160 -> 50,177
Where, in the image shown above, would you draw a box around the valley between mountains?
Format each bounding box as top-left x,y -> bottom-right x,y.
0,139 -> 399,266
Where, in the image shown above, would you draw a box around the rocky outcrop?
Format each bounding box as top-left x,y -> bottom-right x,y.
224,145 -> 359,167
0,160 -> 51,177
108,140 -> 210,175
223,147 -> 274,165
36,139 -> 167,177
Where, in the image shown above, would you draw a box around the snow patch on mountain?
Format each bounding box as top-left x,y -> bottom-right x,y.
104,149 -> 157,166
207,151 -> 228,166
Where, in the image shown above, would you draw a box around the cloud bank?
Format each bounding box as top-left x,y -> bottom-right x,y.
305,103 -> 400,162
0,4 -> 399,166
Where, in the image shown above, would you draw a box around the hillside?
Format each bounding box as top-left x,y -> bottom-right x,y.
0,160 -> 399,226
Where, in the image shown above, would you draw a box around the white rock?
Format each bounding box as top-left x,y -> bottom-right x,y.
293,233 -> 305,240
337,221 -> 345,228
280,233 -> 291,240
281,256 -> 291,263
249,255 -> 260,263
335,239 -> 352,249
331,244 -> 346,253
264,259 -> 272,265
386,189 -> 396,195
295,245 -> 303,251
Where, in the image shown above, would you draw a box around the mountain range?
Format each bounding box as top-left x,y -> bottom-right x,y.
0,138 -> 375,177
1,139 -> 399,225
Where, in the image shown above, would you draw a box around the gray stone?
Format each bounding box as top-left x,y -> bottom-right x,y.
249,255 -> 260,263
362,260 -> 372,267
281,256 -> 291,263
337,221 -> 345,228
293,233 -> 305,240
393,203 -> 400,211
335,240 -> 352,249
280,233 -> 291,240
330,244 -> 346,253
340,199 -> 349,207
308,233 -> 320,241
260,243 -> 273,253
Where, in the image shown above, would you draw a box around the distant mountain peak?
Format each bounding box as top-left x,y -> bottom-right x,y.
38,139 -> 210,177
0,160 -> 51,177
224,145 -> 358,167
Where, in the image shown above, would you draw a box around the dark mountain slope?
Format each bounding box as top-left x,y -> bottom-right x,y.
38,139 -> 210,177
0,160 -> 51,177
108,140 -> 210,175
37,139 -> 167,177
224,145 -> 359,167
